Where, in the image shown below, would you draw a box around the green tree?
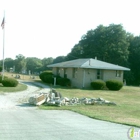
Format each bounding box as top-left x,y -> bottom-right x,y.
14,54 -> 26,73
66,24 -> 130,67
26,57 -> 42,74
128,36 -> 140,85
53,56 -> 65,63
0,60 -> 2,66
4,58 -> 14,72
66,44 -> 83,60
41,57 -> 53,71
0,66 -> 2,72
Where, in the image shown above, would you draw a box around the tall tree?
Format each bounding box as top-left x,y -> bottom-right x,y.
4,58 -> 14,71
53,56 -> 65,63
0,66 -> 2,72
41,57 -> 53,71
14,54 -> 26,73
65,44 -> 83,61
128,36 -> 140,85
26,57 -> 42,74
67,24 -> 130,66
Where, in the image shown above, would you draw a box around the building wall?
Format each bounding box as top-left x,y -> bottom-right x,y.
83,69 -> 96,88
68,68 -> 83,88
103,70 -> 123,82
52,67 -> 84,88
52,68 -> 57,75
52,67 -> 124,88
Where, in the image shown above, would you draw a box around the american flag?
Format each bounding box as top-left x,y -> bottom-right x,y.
1,18 -> 4,29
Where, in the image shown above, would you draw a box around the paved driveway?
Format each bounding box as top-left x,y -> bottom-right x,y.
0,81 -> 135,140
0,109 -> 133,140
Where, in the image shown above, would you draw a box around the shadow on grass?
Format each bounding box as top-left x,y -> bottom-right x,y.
20,81 -> 43,88
48,83 -> 94,90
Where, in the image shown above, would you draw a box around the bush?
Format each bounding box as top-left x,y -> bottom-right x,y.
0,75 -> 8,83
54,75 -> 61,85
2,78 -> 18,87
39,71 -> 53,82
106,79 -> 123,91
91,80 -> 106,90
44,75 -> 54,84
57,77 -> 71,86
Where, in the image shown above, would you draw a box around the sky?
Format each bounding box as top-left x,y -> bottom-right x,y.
0,0 -> 140,60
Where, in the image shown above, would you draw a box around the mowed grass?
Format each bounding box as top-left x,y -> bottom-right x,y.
0,72 -> 30,93
4,72 -> 40,81
0,83 -> 27,93
40,85 -> 140,127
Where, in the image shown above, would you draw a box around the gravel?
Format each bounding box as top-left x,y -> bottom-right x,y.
0,81 -> 50,110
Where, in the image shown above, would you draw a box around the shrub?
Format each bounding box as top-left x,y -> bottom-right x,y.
57,77 -> 71,86
39,71 -> 53,82
55,75 -> 61,85
2,78 -> 18,87
91,80 -> 106,90
44,75 -> 54,84
0,75 -> 8,83
106,79 -> 123,90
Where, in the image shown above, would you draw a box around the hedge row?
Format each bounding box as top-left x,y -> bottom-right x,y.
39,72 -> 123,90
39,72 -> 71,87
91,79 -> 123,91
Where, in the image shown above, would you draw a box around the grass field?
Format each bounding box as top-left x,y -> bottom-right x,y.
1,72 -> 140,127
0,83 -> 27,93
0,72 -> 36,93
40,85 -> 140,127
4,72 -> 40,80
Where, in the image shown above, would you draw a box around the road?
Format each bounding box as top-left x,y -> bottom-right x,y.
0,81 -> 135,140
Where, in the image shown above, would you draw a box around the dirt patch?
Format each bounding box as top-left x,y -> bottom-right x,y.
0,81 -> 50,110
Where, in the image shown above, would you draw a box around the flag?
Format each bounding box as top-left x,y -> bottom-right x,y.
1,18 -> 4,29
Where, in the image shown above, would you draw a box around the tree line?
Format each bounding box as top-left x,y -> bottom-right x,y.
0,54 -> 66,75
0,55 -> 56,75
1,24 -> 140,85
65,24 -> 140,85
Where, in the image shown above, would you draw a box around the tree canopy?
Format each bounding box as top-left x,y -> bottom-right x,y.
65,24 -> 140,85
1,24 -> 140,85
14,54 -> 26,73
67,24 -> 130,66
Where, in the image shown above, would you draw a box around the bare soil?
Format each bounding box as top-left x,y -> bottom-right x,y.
0,81 -> 50,110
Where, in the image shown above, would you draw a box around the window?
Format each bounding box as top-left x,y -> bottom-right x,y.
116,70 -> 121,77
97,69 -> 101,79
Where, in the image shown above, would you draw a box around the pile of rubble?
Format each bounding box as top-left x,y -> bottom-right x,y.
28,89 -> 116,106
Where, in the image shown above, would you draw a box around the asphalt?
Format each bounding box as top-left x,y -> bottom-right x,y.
0,109 -> 133,140
0,81 -> 137,140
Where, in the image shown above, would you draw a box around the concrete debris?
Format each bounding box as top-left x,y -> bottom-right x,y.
28,94 -> 46,106
28,89 -> 117,106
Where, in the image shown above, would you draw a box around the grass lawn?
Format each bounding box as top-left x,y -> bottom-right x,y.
0,83 -> 27,93
4,72 -> 40,80
40,85 -> 140,127
0,72 -> 40,93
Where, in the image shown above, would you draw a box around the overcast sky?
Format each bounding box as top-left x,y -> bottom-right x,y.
0,0 -> 140,60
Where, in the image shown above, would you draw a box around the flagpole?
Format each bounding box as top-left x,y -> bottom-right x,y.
2,11 -> 5,80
